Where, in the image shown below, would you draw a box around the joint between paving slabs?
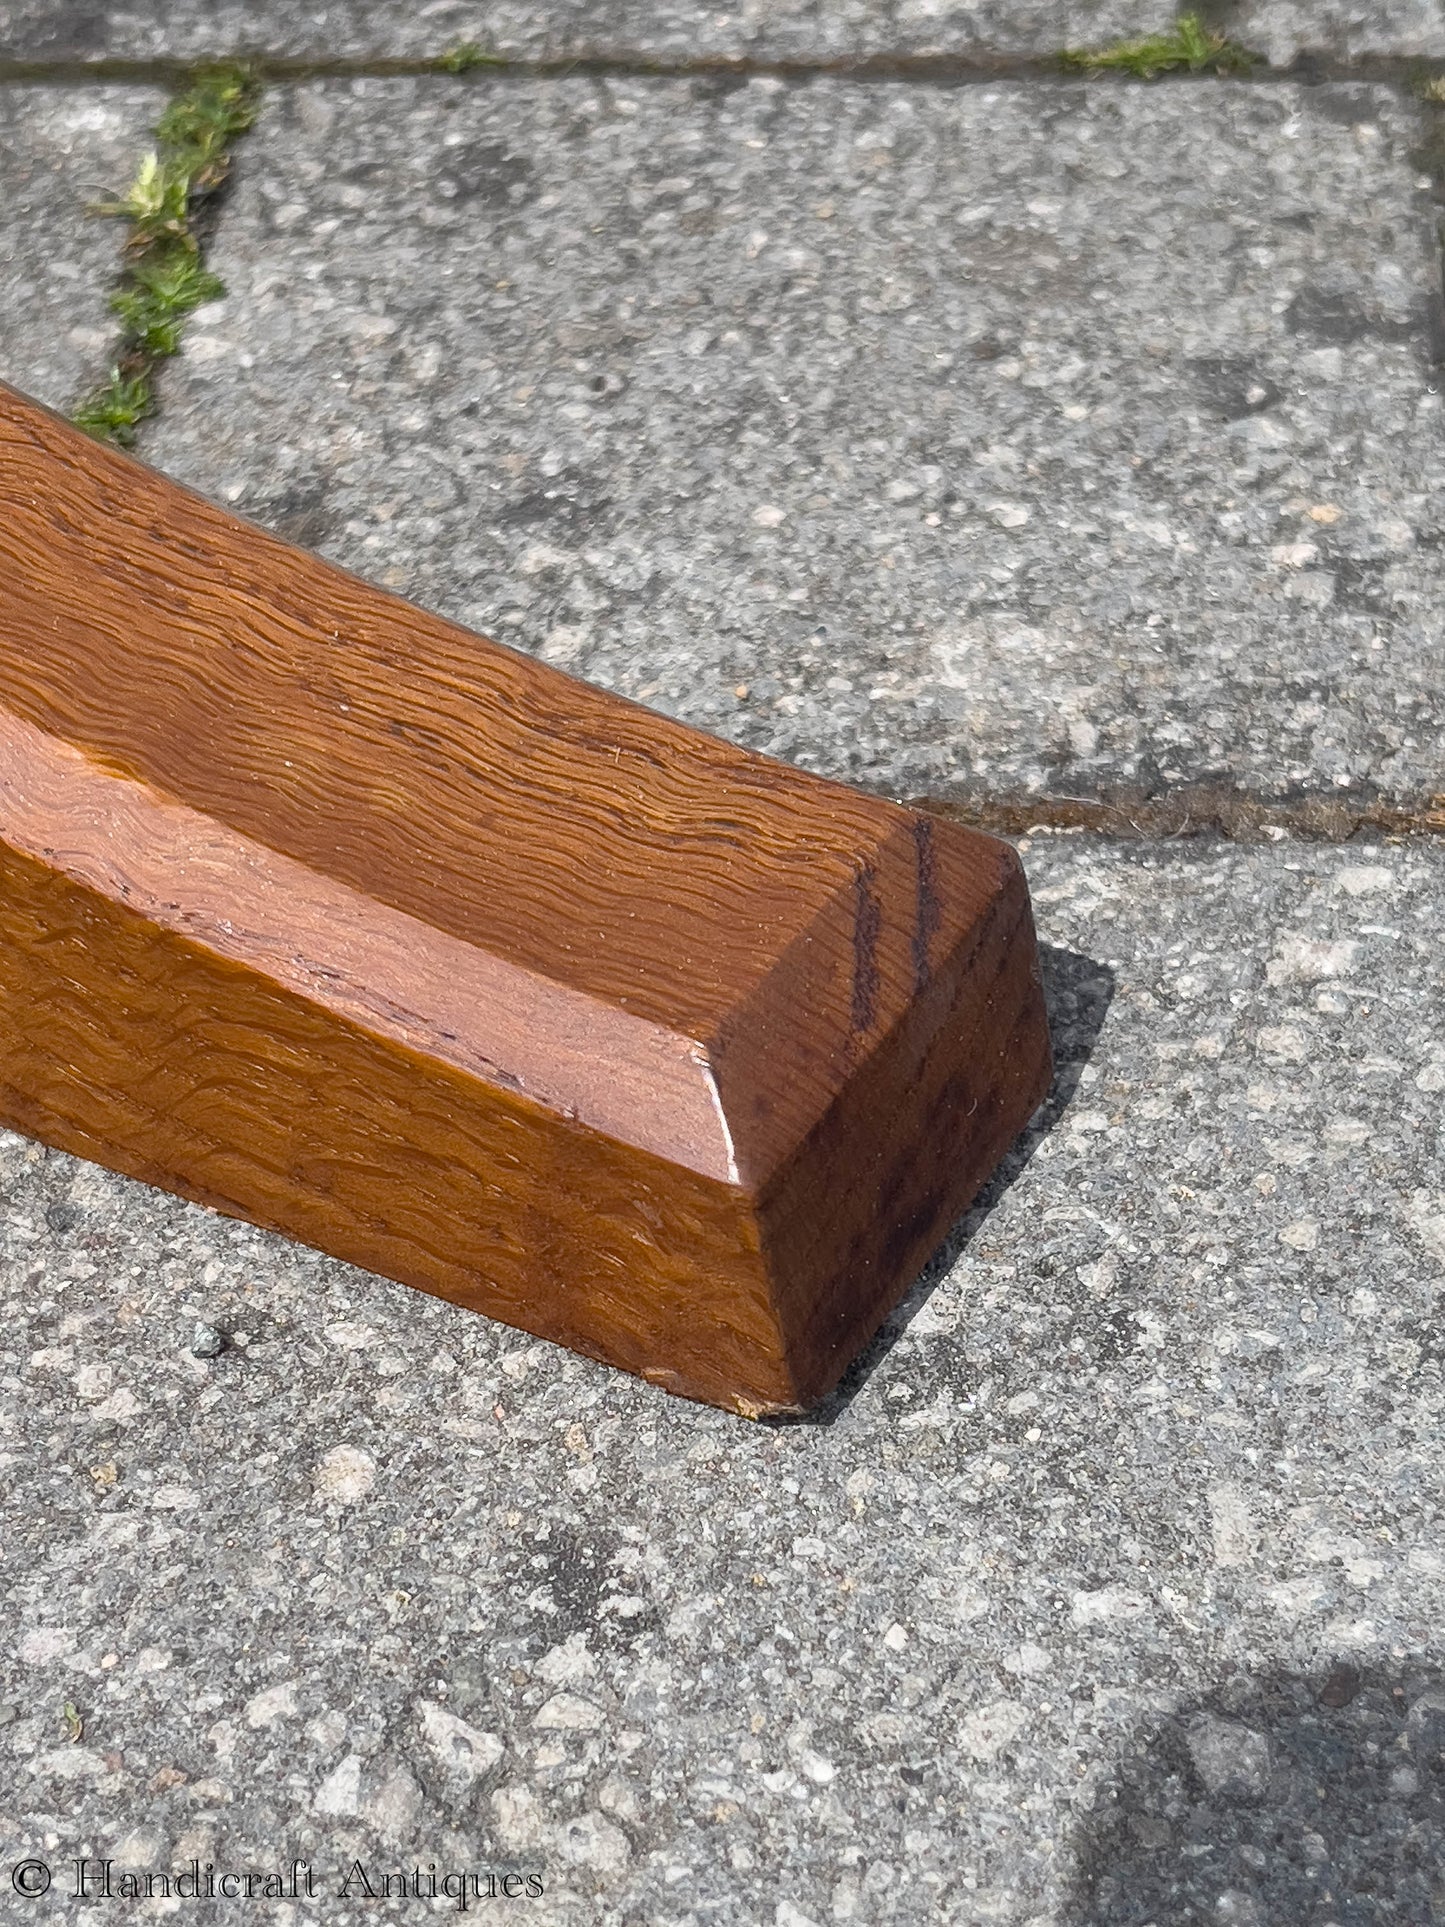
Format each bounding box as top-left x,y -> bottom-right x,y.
7,39 -> 1445,91
916,787 -> 1445,845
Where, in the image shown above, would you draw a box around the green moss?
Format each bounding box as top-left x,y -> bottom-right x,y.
438,41 -> 505,73
110,251 -> 226,357
72,369 -> 153,447
75,63 -> 260,446
155,63 -> 260,187
1061,12 -> 1254,77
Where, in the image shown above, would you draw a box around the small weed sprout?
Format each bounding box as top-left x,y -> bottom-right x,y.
1062,12 -> 1253,77
75,64 -> 259,445
91,150 -> 191,244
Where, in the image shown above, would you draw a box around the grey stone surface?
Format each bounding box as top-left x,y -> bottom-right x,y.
1236,0 -> 1445,62
145,78 -> 1445,812
1,0 -> 1442,63
0,0 -> 1174,64
2,836 -> 1444,1923
0,85 -> 159,411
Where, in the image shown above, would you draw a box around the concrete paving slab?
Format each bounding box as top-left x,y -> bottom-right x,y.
1,0 -> 1442,64
1,835 -> 1442,1923
0,2 -> 1188,66
0,85 -> 161,410
1236,0 -> 1445,63
144,77 -> 1445,815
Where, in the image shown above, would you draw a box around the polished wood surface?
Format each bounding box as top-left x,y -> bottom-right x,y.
0,382 -> 1052,1413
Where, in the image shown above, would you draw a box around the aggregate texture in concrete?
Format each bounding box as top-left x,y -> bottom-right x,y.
1,0 -> 1443,65
1,837 -> 1443,1924
0,0 -> 1170,64
144,76 -> 1445,816
1236,0 -> 1445,64
0,85 -> 160,410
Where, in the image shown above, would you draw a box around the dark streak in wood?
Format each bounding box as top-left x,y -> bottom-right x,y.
850,862 -> 883,1039
911,814 -> 941,993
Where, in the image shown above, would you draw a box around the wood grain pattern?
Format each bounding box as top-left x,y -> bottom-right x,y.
0,382 -> 1052,1413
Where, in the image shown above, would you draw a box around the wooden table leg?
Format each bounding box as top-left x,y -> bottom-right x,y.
0,382 -> 1051,1413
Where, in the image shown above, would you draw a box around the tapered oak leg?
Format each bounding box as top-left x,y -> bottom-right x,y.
0,383 -> 1050,1412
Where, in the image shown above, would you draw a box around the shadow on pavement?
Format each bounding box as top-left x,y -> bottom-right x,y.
1066,1666 -> 1445,1925
779,938 -> 1117,1425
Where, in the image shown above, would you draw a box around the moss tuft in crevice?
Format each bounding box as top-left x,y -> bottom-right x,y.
74,63 -> 260,447
437,41 -> 506,74
1061,11 -> 1254,79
